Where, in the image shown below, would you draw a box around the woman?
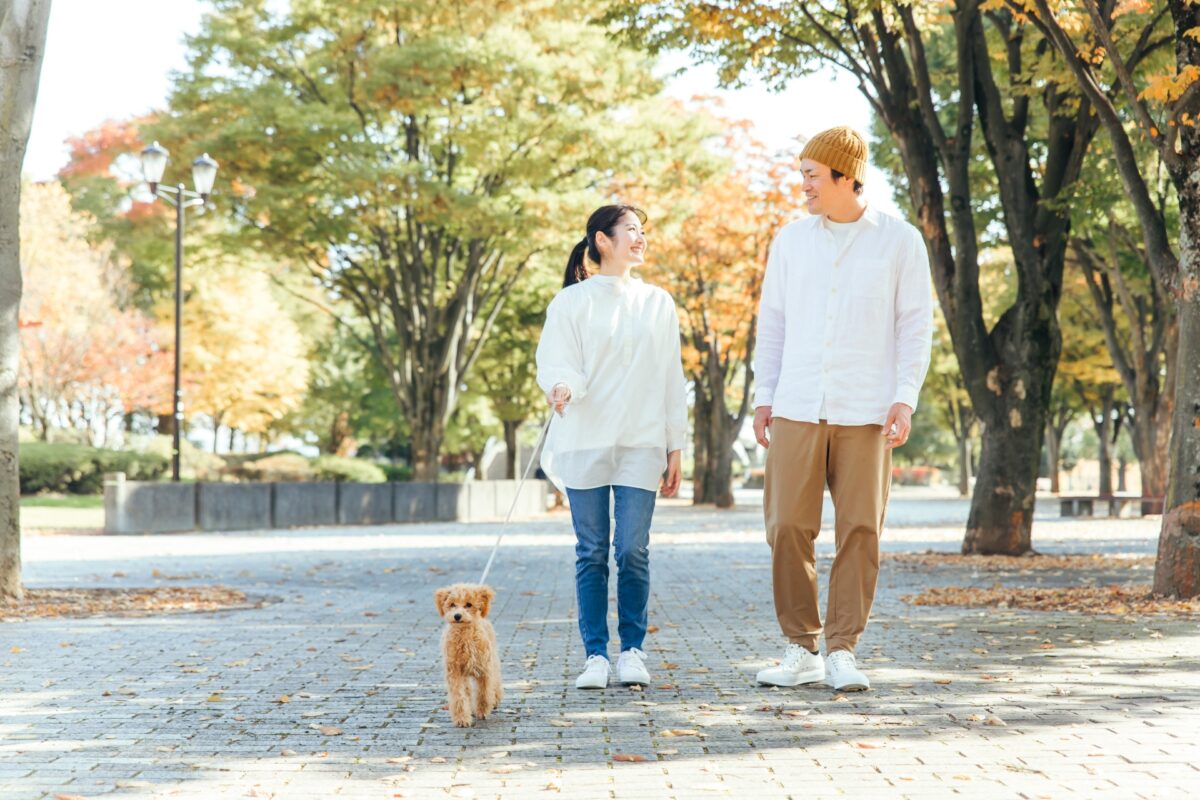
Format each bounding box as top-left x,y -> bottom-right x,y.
536,204 -> 687,690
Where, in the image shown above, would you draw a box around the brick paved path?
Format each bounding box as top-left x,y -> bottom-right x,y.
3,493 -> 1197,799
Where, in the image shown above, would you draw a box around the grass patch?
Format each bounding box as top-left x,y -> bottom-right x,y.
20,494 -> 104,509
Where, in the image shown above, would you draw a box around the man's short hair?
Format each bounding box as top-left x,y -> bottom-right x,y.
830,168 -> 864,195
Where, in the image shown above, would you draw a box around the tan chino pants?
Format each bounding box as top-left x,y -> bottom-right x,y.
763,419 -> 891,654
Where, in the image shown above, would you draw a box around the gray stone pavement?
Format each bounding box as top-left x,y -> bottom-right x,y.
2,489 -> 1198,799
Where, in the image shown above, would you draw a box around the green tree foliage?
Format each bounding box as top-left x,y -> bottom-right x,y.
153,0 -> 715,479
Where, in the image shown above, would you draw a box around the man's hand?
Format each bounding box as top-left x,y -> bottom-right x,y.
661,449 -> 682,497
753,405 -> 773,448
883,402 -> 913,449
547,383 -> 571,416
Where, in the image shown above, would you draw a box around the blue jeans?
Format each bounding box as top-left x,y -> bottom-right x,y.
566,485 -> 656,658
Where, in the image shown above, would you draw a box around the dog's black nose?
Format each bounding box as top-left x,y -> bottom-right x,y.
453,613 -> 462,621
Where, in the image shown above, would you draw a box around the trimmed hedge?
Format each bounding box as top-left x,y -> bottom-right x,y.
20,442 -> 169,495
312,455 -> 387,483
381,463 -> 414,482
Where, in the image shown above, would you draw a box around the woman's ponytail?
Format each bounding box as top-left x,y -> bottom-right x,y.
563,237 -> 590,288
561,204 -> 648,289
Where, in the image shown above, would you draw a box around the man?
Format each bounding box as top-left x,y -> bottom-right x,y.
752,126 -> 933,692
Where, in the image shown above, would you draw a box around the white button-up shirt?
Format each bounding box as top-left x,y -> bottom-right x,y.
753,205 -> 934,426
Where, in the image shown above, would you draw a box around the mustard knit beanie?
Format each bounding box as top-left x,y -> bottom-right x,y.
799,126 -> 868,184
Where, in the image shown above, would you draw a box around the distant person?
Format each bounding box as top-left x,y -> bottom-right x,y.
752,127 -> 933,692
536,204 -> 687,690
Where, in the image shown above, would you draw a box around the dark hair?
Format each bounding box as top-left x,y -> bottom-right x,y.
830,168 -> 864,195
562,204 -> 648,288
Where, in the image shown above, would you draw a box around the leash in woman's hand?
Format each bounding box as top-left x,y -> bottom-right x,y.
477,414 -> 554,585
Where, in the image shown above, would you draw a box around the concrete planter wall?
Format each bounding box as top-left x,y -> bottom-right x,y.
104,476 -> 551,534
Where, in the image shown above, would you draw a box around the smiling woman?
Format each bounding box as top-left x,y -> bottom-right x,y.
536,201 -> 688,690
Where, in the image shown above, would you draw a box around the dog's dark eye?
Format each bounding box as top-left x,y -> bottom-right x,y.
465,603 -> 473,608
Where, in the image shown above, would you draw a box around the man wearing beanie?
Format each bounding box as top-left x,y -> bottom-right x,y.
752,126 -> 933,692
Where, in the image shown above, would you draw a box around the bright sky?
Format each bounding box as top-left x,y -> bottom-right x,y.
25,0 -> 897,215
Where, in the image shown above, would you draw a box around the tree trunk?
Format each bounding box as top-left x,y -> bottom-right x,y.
1131,406 -> 1172,500
212,411 -> 224,454
963,392 -> 1046,555
503,419 -> 520,480
0,0 -> 52,601
1046,420 -> 1062,495
705,395 -> 735,509
691,386 -> 711,504
1094,388 -> 1114,497
1117,453 -> 1128,493
1153,178 -> 1200,597
957,432 -> 971,497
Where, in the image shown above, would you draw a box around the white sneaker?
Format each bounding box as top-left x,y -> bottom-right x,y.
756,644 -> 825,686
825,649 -> 869,691
575,655 -> 610,689
617,648 -> 651,685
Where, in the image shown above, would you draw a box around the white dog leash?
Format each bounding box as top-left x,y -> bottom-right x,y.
477,414 -> 554,585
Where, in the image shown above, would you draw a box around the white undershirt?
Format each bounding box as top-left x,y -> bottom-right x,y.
818,217 -> 865,420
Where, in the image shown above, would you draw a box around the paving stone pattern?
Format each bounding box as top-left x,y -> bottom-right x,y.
2,492 -> 1197,799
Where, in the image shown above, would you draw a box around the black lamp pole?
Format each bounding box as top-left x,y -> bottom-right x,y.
172,183 -> 184,482
138,143 -> 218,482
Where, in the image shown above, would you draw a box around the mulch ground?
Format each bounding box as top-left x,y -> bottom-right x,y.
903,584 -> 1200,616
1,586 -> 269,622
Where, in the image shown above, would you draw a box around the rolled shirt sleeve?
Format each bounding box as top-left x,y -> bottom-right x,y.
892,229 -> 934,411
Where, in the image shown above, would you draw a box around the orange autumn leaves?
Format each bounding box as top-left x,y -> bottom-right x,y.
18,183 -> 171,441
641,121 -> 806,389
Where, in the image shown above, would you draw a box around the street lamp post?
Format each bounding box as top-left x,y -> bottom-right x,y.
139,142 -> 218,482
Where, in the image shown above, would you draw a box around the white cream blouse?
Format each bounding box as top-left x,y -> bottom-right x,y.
535,273 -> 688,492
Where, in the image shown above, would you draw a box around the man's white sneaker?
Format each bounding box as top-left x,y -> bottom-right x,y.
617,648 -> 651,685
575,655 -> 610,689
756,644 -> 825,687
825,649 -> 869,691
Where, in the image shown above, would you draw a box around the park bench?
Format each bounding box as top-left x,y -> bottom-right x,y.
1059,495 -> 1165,518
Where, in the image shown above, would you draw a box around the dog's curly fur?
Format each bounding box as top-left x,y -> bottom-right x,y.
435,583 -> 503,727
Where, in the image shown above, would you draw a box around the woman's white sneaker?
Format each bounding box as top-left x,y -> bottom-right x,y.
825,649 -> 869,691
756,644 -> 825,686
617,648 -> 651,685
575,655 -> 610,689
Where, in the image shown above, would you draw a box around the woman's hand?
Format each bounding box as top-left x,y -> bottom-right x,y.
661,449 -> 682,498
547,383 -> 571,416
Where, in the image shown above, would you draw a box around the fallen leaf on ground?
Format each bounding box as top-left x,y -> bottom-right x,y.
902,584 -> 1199,616
318,726 -> 342,736
549,719 -> 573,727
886,552 -> 1153,572
0,586 -> 254,621
612,753 -> 647,762
661,729 -> 699,737
274,694 -> 291,704
934,679 -> 952,686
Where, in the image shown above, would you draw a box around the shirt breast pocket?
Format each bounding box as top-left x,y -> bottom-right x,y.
845,258 -> 891,301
